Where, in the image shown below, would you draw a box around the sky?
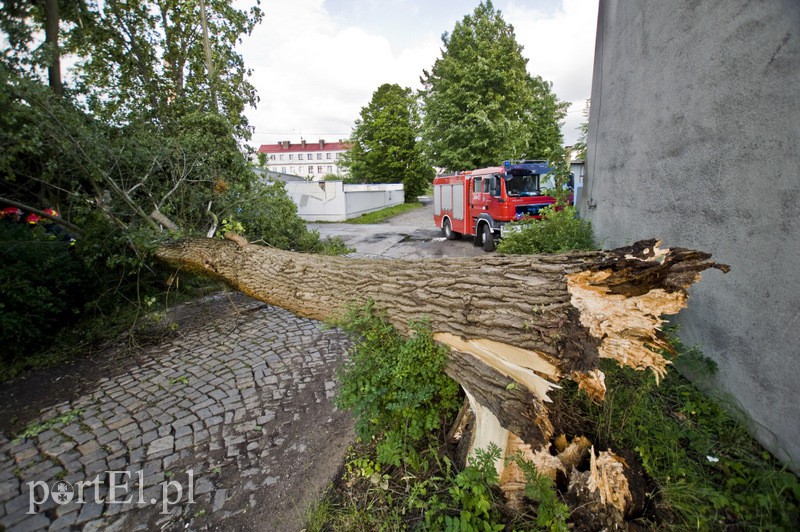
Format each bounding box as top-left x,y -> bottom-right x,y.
238,0 -> 599,149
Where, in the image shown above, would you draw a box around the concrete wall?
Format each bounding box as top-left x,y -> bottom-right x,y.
285,181 -> 404,222
344,184 -> 405,218
581,0 -> 800,470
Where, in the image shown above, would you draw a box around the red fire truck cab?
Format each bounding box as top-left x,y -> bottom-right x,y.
433,160 -> 564,252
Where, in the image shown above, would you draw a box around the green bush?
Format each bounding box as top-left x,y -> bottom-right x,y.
1,207 -> 219,380
497,205 -> 596,254
335,301 -> 462,466
228,180 -> 351,255
0,224 -> 88,362
439,445 -> 505,532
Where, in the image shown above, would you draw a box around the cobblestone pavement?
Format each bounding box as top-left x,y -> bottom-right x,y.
0,293 -> 353,531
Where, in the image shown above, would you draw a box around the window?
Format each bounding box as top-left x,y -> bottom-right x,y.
298,154 -> 304,160
505,174 -> 540,197
308,166 -> 314,173
269,155 -> 275,160
279,154 -> 284,160
473,177 -> 482,193
489,176 -> 501,196
316,153 -> 322,160
327,165 -> 333,173
289,154 -> 293,160
326,153 -> 332,160
317,166 -> 324,174
281,167 -> 286,173
483,177 -> 491,193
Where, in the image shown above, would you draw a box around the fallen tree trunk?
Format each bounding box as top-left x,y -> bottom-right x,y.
155,237 -> 727,516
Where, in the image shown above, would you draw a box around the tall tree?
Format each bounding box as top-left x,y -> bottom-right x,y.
156,237 -> 725,523
0,0 -> 265,233
420,1 -> 568,171
341,83 -> 434,201
0,0 -> 88,88
70,0 -> 262,137
43,0 -> 62,95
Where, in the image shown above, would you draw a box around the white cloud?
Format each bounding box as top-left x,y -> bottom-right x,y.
241,0 -> 439,147
240,0 -> 597,148
506,0 -> 599,144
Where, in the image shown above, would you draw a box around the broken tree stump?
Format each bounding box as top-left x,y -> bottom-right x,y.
155,237 -> 727,516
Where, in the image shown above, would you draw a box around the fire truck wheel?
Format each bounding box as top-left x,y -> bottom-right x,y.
443,218 -> 461,240
481,223 -> 495,252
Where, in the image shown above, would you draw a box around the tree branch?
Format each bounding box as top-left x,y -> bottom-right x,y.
0,196 -> 83,235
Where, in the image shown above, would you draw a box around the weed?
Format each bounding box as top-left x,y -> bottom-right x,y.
168,375 -> 189,386
15,409 -> 83,442
509,453 -> 570,531
335,301 -> 461,467
436,445 -> 505,532
552,348 -> 800,529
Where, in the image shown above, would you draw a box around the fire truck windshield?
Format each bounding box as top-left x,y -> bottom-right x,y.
504,174 -> 540,197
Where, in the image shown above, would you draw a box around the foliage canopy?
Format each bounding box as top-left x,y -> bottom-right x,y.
340,83 -> 434,201
0,1 -> 351,368
420,1 -> 568,171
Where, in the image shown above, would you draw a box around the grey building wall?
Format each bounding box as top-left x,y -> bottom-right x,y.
580,0 -> 800,470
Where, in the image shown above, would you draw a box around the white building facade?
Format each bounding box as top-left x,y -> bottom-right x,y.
257,139 -> 349,180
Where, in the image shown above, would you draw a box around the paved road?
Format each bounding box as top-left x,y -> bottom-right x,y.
0,204 -> 484,531
309,201 -> 486,259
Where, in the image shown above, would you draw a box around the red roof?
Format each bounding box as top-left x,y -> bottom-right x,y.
258,141 -> 350,154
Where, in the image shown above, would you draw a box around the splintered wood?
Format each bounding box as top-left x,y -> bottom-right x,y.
566,268 -> 684,386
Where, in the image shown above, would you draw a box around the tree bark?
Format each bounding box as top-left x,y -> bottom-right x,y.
44,0 -> 63,96
155,237 -> 727,512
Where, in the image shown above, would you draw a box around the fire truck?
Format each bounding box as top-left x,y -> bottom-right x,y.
433,160 -> 567,252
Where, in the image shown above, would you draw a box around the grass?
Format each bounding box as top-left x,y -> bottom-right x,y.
345,202 -> 424,224
551,338 -> 800,529
14,408 -> 83,442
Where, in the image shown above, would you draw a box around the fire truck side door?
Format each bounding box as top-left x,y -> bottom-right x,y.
478,176 -> 495,207
470,177 -> 484,223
